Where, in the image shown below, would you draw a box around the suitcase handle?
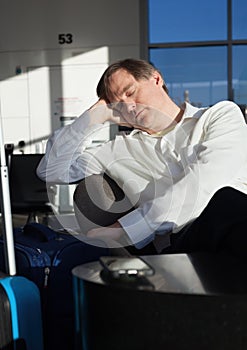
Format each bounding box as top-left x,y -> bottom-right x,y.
23,223 -> 57,242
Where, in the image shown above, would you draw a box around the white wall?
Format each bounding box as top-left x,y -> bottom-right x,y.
0,0 -> 142,152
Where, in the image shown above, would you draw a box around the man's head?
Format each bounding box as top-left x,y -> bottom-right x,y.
96,58 -> 181,134
97,58 -> 168,101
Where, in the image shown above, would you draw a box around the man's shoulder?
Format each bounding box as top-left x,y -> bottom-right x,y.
208,100 -> 240,113
198,100 -> 246,130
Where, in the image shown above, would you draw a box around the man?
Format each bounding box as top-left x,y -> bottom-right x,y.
37,58 -> 247,257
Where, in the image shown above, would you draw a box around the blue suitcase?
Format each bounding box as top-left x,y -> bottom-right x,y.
0,273 -> 43,350
0,222 -> 110,350
0,120 -> 44,349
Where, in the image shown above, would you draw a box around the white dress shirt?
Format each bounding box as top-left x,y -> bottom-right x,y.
37,101 -> 247,249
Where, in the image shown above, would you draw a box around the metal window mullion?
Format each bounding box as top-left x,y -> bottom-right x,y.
227,0 -> 233,101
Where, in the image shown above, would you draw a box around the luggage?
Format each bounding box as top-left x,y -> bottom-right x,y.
0,105 -> 109,349
0,222 -> 110,350
0,111 -> 44,349
0,273 -> 43,350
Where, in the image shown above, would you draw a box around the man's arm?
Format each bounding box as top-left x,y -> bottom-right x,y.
120,101 -> 247,248
86,101 -> 247,249
37,99 -> 122,184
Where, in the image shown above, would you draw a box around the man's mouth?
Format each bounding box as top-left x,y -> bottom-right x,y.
135,108 -> 145,120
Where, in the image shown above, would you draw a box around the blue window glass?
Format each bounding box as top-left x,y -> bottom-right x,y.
232,0 -> 247,39
150,46 -> 228,107
149,0 -> 227,43
233,45 -> 247,104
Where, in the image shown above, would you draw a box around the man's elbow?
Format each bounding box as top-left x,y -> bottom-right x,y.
36,161 -> 47,182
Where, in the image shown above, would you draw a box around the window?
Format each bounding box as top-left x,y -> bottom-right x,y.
233,45 -> 247,104
148,0 -> 247,107
149,0 -> 227,43
232,0 -> 247,39
150,46 -> 227,106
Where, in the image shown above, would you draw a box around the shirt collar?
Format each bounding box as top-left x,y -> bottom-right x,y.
182,102 -> 206,120
129,102 -> 206,137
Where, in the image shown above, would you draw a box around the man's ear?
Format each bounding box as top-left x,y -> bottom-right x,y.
153,71 -> 163,86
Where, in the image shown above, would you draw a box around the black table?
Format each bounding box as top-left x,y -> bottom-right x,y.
72,253 -> 247,350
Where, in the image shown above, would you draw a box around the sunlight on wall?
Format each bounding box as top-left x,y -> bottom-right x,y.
0,46 -> 110,152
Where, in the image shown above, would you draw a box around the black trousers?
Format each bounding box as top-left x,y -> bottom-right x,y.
162,187 -> 247,260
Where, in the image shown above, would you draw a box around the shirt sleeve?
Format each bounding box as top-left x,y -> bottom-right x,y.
119,101 -> 247,248
36,110 -> 106,184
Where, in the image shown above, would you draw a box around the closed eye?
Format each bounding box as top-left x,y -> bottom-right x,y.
126,90 -> 135,97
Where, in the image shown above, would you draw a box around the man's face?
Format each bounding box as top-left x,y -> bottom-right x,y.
107,68 -> 172,133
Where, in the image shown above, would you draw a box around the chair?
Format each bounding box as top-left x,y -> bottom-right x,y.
8,153 -> 54,223
73,173 -> 134,234
73,174 -> 157,255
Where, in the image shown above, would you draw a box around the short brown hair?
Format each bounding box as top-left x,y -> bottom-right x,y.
96,58 -> 168,100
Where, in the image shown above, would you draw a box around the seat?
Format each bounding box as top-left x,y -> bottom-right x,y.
73,174 -> 157,255
73,173 -> 134,234
8,153 -> 54,223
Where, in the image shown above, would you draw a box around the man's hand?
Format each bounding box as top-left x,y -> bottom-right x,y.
86,221 -> 131,246
87,221 -> 124,240
88,99 -> 132,127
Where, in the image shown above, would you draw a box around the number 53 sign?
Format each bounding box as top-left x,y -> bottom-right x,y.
58,33 -> 73,44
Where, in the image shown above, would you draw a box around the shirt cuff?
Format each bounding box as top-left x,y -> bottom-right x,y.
118,209 -> 155,249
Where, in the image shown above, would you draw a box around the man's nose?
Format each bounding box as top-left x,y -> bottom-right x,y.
125,102 -> 136,113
